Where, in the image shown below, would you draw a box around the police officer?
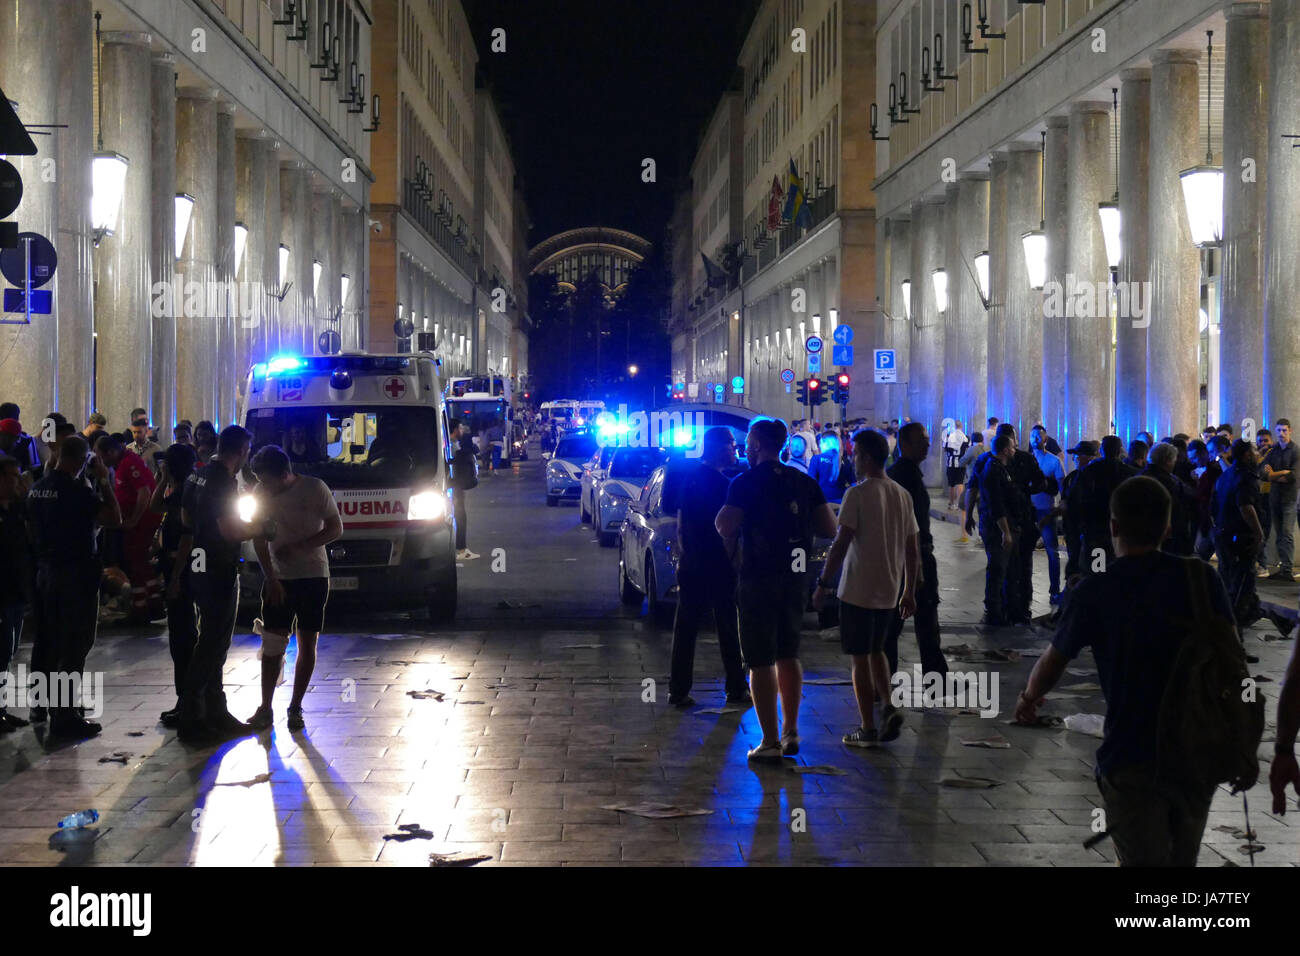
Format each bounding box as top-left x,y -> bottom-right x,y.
1076,435 -> 1139,573
178,425 -> 267,744
25,434 -> 122,738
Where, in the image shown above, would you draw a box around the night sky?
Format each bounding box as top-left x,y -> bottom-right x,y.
464,0 -> 761,251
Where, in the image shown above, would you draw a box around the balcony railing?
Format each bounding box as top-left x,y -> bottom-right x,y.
402,179 -> 476,278
742,184 -> 838,283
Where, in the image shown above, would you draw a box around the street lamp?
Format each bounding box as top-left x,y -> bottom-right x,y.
931,268 -> 949,314
279,244 -> 291,288
234,222 -> 248,276
627,364 -> 638,376
312,259 -> 323,297
900,279 -> 912,320
91,151 -> 129,246
1180,31 -> 1223,248
973,251 -> 991,305
340,273 -> 350,306
1021,130 -> 1048,290
173,193 -> 194,259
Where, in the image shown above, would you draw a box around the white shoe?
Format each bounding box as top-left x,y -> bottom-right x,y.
457,549 -> 480,560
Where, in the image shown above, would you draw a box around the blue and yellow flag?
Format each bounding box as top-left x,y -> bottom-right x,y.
781,158 -> 812,228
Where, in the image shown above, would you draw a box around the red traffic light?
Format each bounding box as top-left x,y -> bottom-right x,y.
808,378 -> 821,390
836,373 -> 850,386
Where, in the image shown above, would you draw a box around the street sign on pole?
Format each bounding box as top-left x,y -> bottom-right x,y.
780,368 -> 795,384
805,335 -> 823,354
832,344 -> 854,367
832,324 -> 854,346
873,348 -> 897,383
807,353 -> 821,374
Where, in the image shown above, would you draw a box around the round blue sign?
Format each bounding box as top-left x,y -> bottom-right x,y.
805,336 -> 823,354
780,368 -> 795,384
832,324 -> 854,346
731,376 -> 744,389
714,383 -> 724,394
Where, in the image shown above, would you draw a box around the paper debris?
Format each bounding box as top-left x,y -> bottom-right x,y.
959,735 -> 1011,749
407,689 -> 445,701
1063,713 -> 1106,737
601,802 -> 714,819
98,751 -> 131,764
429,852 -> 493,867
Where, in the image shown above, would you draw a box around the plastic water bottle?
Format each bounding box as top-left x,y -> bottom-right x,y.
56,809 -> 99,829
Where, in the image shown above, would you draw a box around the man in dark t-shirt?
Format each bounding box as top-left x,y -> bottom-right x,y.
1211,440 -> 1289,638
661,427 -> 746,707
716,419 -> 836,761
886,423 -> 947,677
1016,476 -> 1231,866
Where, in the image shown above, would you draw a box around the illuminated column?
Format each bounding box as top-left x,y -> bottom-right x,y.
235,130 -> 270,382
94,32 -> 154,429
261,139 -> 282,359
1146,50 -> 1202,437
1221,3 -> 1268,430
150,53 -> 176,437
340,203 -> 363,351
280,162 -> 313,357
1115,69 -> 1151,442
1064,102 -> 1112,446
311,186 -> 338,352
54,0 -> 95,426
1004,143 -> 1042,436
885,218 -> 911,423
1265,0 -> 1300,421
986,153 -> 1009,420
215,103 -> 236,426
1043,115 -> 1069,443
909,197 -> 945,475
175,88 -> 218,424
948,173 -> 989,435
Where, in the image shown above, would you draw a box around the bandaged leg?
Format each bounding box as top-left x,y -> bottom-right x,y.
253,618 -> 291,709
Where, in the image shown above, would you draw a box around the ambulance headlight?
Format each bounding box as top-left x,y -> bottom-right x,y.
408,490 -> 448,521
237,494 -> 258,523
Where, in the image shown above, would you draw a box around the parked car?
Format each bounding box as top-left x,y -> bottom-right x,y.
618,461 -> 839,627
593,446 -> 667,546
580,445 -> 618,524
545,433 -> 598,506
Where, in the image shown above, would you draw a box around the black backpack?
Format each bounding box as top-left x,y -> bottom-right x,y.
1157,558 -> 1265,792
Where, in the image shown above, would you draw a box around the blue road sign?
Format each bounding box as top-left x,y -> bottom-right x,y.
832,324 -> 854,346
807,353 -> 821,374
731,375 -> 744,394
873,348 -> 897,383
805,335 -> 823,354
832,344 -> 854,366
780,368 -> 795,384
2,287 -> 50,316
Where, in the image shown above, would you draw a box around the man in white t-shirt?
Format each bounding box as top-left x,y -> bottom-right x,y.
246,445 -> 343,733
944,421 -> 970,510
814,429 -> 919,748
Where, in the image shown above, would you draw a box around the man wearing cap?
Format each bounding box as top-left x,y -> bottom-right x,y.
128,413 -> 163,479
1060,441 -> 1099,580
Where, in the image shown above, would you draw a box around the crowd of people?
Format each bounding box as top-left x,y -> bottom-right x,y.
660,412 -> 1299,866
0,394 -> 1297,867
0,404 -> 341,744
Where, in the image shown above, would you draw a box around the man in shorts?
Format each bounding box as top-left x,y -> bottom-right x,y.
246,445 -> 342,732
814,430 -> 919,747
943,420 -> 969,510
716,419 -> 836,761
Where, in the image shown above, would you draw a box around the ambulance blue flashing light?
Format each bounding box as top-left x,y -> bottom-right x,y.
264,355 -> 306,376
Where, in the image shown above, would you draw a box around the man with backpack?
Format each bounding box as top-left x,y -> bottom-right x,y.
716,419 -> 836,761
1015,476 -> 1262,866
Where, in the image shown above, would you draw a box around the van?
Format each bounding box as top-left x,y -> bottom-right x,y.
237,353 -> 458,622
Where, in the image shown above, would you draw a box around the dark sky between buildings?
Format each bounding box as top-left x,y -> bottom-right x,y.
464,0 -> 761,250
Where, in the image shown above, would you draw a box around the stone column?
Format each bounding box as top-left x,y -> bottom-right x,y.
94,32 -> 154,429
261,140 -> 282,360
1147,50 -> 1203,438
54,0 -> 95,426
0,0 -> 61,419
235,131 -> 269,388
280,162 -> 313,357
1064,102 -> 1113,446
909,198 -> 945,476
987,153 -> 1009,422
1043,115 -> 1069,442
951,173 -> 989,435
942,182 -> 962,430
1116,69 -> 1151,441
885,218 -> 911,423
1266,1 -> 1300,421
340,203 -> 362,351
215,104 -> 236,426
1004,143 -> 1043,437
1221,5 -> 1269,430
150,53 -> 176,438
311,186 -> 337,353
175,88 -> 218,425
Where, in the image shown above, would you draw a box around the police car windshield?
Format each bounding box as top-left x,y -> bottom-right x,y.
610,448 -> 667,479
245,406 -> 441,486
555,437 -> 597,460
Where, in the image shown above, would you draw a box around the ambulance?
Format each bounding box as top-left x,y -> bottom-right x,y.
236,353 -> 458,622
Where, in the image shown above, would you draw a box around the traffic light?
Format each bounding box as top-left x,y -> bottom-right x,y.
807,377 -> 826,406
834,372 -> 850,404
796,379 -> 808,404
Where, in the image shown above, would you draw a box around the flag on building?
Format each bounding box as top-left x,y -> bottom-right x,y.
782,158 -> 812,229
767,175 -> 784,232
701,250 -> 729,288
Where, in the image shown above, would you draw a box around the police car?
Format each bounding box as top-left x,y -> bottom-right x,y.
236,353 -> 458,622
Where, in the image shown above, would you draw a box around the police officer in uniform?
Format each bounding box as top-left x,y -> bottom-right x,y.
26,434 -> 121,738
178,425 -> 267,744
